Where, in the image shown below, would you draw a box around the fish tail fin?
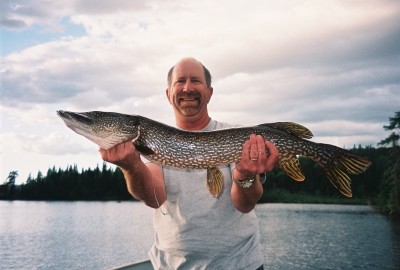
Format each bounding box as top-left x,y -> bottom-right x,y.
206,167 -> 224,198
279,156 -> 305,182
334,151 -> 372,175
316,144 -> 372,197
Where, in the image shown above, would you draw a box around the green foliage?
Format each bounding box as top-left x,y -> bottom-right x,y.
2,110 -> 399,212
1,163 -> 133,201
375,111 -> 400,214
376,161 -> 398,212
0,147 -> 386,203
0,171 -> 19,199
260,188 -> 366,205
260,146 -> 385,201
4,170 -> 18,185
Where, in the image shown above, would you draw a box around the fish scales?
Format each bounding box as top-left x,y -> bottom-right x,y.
137,119 -> 245,168
57,110 -> 372,197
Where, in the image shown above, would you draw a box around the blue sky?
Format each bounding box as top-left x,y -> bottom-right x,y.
1,0 -> 399,184
1,17 -> 85,56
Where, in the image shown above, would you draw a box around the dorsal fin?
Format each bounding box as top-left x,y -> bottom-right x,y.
258,122 -> 313,139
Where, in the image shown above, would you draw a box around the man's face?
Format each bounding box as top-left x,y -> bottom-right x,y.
166,60 -> 213,117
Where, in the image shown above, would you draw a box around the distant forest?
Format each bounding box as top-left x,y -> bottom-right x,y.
1,163 -> 132,201
1,112 -> 399,215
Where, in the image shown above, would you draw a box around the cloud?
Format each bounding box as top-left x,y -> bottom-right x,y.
1,36 -> 167,106
0,0 -> 73,31
1,0 -> 399,184
0,128 -> 93,156
74,0 -> 151,14
23,132 -> 91,155
0,105 -> 58,128
2,0 -> 398,108
0,17 -> 27,30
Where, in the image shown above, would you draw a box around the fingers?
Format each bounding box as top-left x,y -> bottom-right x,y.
242,134 -> 264,161
254,135 -> 267,164
237,134 -> 279,175
99,141 -> 137,168
263,141 -> 279,172
249,135 -> 260,161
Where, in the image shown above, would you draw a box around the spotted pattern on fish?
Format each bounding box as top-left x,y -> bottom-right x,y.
57,110 -> 372,198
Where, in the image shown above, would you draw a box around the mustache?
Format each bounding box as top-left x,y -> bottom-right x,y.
177,92 -> 201,101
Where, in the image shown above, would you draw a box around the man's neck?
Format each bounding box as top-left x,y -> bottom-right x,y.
175,114 -> 211,131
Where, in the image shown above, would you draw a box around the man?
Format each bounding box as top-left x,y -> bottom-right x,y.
100,58 -> 279,269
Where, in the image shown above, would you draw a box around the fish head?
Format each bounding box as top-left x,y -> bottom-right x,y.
57,110 -> 140,150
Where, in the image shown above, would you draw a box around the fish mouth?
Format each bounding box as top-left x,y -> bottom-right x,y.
57,110 -> 93,125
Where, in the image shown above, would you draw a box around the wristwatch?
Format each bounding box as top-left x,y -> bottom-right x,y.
232,168 -> 256,188
233,178 -> 255,188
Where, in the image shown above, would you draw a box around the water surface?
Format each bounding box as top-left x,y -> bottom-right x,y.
0,201 -> 153,269
1,201 -> 399,269
256,204 -> 400,270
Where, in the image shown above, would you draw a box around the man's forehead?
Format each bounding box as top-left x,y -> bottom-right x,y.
173,60 -> 204,76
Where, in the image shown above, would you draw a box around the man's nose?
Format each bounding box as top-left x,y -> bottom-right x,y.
183,80 -> 194,92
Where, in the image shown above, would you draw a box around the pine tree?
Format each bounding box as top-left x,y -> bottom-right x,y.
377,111 -> 400,214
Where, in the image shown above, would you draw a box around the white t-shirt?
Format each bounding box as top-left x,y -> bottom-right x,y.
148,119 -> 264,269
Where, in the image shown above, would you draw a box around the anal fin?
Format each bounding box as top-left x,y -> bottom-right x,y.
206,167 -> 224,198
279,156 -> 305,182
324,165 -> 352,197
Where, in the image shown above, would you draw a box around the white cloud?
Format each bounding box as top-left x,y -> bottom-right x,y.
1,105 -> 56,127
23,132 -> 91,155
0,130 -> 92,156
1,0 -> 399,183
0,0 -> 74,31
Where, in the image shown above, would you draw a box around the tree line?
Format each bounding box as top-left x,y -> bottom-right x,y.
1,112 -> 399,214
1,163 -> 132,201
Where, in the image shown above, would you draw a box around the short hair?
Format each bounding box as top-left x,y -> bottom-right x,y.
167,61 -> 212,88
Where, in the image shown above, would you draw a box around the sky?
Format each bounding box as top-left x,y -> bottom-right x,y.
1,0 -> 399,184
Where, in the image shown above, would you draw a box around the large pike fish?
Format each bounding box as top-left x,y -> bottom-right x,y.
57,110 -> 371,198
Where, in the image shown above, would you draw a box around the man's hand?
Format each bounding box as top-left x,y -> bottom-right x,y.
99,141 -> 166,208
235,134 -> 279,176
231,134 -> 279,213
99,141 -> 139,171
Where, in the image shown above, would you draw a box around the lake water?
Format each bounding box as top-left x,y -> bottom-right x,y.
0,201 -> 399,270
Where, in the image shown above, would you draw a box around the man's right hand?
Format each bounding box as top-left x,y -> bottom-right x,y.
99,141 -> 140,171
100,141 -> 166,208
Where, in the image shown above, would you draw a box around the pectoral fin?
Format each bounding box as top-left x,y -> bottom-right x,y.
279,156 -> 305,181
134,143 -> 156,155
206,167 -> 224,198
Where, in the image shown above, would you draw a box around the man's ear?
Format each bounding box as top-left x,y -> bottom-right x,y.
207,87 -> 213,103
166,88 -> 172,104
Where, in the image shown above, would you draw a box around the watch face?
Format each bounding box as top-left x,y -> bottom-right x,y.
243,181 -> 253,188
237,178 -> 254,188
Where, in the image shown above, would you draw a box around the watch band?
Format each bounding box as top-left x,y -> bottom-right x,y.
232,168 -> 256,188
233,177 -> 255,188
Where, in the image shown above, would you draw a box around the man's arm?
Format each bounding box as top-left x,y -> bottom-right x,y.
99,141 -> 166,208
231,135 -> 279,213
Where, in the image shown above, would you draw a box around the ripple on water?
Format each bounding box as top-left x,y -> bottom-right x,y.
256,203 -> 400,270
